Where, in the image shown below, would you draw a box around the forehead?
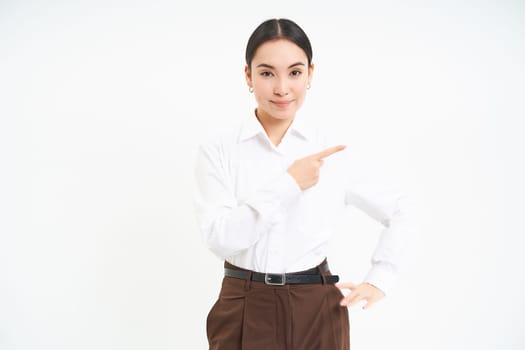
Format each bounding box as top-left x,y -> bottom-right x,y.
252,39 -> 308,67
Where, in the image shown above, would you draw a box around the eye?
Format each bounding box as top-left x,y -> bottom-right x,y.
260,71 -> 274,77
290,70 -> 302,77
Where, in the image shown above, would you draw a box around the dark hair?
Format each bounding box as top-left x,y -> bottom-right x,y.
245,18 -> 313,68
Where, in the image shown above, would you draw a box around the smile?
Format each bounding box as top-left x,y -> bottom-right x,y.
271,100 -> 293,108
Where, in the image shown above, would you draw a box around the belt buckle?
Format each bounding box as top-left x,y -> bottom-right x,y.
264,273 -> 286,286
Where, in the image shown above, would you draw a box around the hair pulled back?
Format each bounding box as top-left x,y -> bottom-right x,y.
245,18 -> 313,68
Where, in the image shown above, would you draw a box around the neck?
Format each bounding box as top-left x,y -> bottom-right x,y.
255,109 -> 294,146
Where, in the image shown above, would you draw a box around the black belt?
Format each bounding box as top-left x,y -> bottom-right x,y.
224,263 -> 339,286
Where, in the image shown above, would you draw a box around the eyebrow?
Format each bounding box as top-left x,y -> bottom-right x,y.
256,62 -> 306,69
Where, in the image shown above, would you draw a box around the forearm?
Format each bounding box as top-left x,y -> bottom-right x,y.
195,171 -> 301,258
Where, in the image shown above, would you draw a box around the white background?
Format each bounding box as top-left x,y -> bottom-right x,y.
1,0 -> 524,349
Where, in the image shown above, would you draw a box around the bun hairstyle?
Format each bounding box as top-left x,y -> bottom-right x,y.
245,18 -> 313,69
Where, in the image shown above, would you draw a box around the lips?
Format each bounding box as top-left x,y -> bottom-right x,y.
271,100 -> 293,108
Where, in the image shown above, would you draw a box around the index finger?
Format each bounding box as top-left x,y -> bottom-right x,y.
312,145 -> 346,160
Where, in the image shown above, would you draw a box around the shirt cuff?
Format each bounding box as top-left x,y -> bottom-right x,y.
363,262 -> 397,296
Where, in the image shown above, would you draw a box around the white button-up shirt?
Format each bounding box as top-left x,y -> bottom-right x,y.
193,112 -> 415,294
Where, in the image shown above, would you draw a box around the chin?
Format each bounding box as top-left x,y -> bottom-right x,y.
269,107 -> 297,120
273,112 -> 295,120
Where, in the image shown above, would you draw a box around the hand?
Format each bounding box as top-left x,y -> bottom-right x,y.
336,282 -> 385,310
287,145 -> 346,190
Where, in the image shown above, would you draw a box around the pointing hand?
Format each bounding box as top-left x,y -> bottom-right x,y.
287,145 -> 346,190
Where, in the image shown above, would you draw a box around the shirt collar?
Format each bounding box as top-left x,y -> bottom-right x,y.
238,110 -> 313,143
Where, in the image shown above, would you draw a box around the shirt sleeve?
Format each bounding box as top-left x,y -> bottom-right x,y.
193,142 -> 301,259
343,151 -> 417,296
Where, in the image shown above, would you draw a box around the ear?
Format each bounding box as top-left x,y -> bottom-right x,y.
308,63 -> 315,85
244,65 -> 253,88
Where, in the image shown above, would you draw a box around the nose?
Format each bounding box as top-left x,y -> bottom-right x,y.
273,77 -> 289,96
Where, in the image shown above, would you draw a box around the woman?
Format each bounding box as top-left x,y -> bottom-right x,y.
194,18 -> 413,350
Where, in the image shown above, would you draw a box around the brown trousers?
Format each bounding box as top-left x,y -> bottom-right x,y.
206,260 -> 350,350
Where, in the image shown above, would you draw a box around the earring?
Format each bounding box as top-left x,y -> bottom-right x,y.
307,84 -> 311,90
249,87 -> 254,93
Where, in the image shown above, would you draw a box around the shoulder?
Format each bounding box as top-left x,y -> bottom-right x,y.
196,119 -> 243,154
298,116 -> 354,149
193,121 -> 243,176
301,118 -> 358,164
